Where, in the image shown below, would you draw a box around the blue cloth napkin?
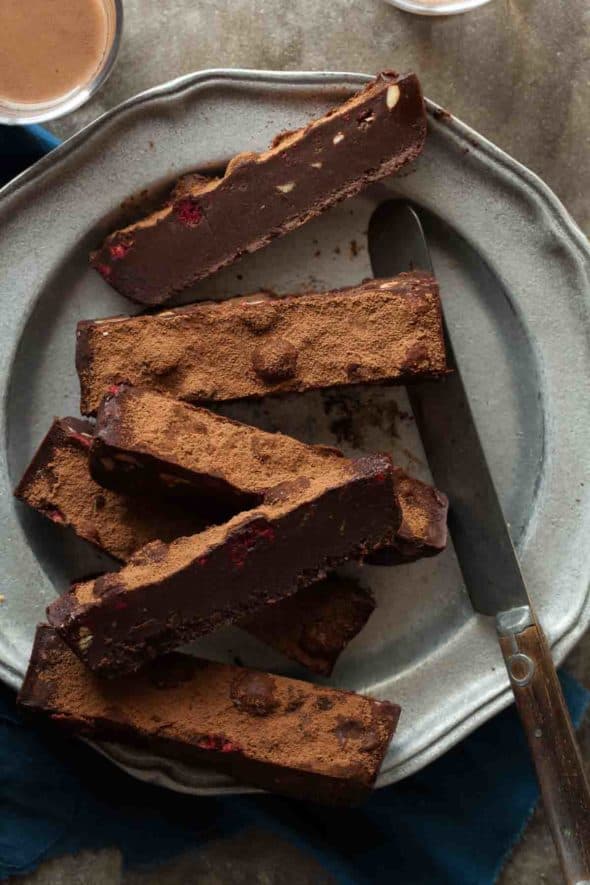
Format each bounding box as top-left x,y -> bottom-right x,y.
1,127 -> 589,884
0,124 -> 59,186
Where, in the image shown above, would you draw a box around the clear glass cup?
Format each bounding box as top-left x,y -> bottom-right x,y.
0,0 -> 123,125
385,0 -> 494,14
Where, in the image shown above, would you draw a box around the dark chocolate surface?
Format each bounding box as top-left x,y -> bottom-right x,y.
242,576 -> 376,676
90,71 -> 426,305
47,455 -> 398,676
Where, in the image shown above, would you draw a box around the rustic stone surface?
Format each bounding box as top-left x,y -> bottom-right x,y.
123,830 -> 335,884
8,850 -> 122,884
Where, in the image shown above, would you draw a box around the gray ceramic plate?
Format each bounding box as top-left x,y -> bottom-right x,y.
1,70 -> 590,795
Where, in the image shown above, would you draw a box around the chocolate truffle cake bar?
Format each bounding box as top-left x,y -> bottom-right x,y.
91,71 -> 426,305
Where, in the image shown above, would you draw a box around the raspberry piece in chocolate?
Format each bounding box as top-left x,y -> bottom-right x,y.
174,197 -> 203,227
108,237 -> 134,261
96,263 -> 112,280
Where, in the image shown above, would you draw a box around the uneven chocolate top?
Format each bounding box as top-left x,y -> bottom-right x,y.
90,71 -> 426,305
77,273 -> 447,415
242,576 -> 375,677
47,454 -> 396,675
20,627 -> 399,796
14,418 -> 209,561
94,385 -> 345,500
69,456 -> 376,606
15,416 -> 380,675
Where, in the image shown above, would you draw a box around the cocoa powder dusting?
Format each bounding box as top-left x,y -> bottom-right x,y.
107,387 -> 350,498
243,575 -> 375,675
77,273 -> 447,415
26,629 -> 399,784
394,467 -> 447,548
18,421 -> 208,562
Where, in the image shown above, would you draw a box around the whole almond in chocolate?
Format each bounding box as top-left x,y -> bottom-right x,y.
252,337 -> 298,381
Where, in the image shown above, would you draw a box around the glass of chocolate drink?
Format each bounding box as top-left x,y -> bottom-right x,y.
0,0 -> 123,124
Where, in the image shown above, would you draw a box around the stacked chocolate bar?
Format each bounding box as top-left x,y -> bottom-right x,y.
17,71 -> 449,804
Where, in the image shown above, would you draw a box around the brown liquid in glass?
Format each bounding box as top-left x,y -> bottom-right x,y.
0,0 -> 109,104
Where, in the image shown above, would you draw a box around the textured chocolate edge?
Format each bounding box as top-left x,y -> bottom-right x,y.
18,626 -> 400,805
91,389 -> 264,511
90,71 -> 426,305
14,418 -> 94,501
91,434 -> 260,515
46,457 -> 398,676
13,418 -> 102,553
367,468 -> 449,565
242,577 -> 376,676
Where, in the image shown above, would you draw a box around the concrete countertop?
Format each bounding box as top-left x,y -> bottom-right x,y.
17,1 -> 590,882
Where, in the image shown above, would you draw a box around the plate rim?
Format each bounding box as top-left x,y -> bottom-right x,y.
1,67 -> 589,795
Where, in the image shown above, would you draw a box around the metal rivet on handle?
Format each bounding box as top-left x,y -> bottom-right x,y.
507,653 -> 535,687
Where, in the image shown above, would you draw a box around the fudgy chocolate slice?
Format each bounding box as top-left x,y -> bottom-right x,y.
242,576 -> 375,677
47,454 -> 397,677
366,467 -> 448,566
90,71 -> 426,306
90,385 -> 446,563
90,385 -> 346,509
19,626 -> 399,804
16,417 -> 377,675
14,417 -> 211,561
76,273 -> 447,415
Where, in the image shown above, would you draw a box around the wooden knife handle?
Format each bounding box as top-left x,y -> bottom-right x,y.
499,621 -> 590,884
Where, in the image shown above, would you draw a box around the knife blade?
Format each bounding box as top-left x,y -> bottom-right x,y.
368,201 -> 528,619
368,200 -> 590,883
